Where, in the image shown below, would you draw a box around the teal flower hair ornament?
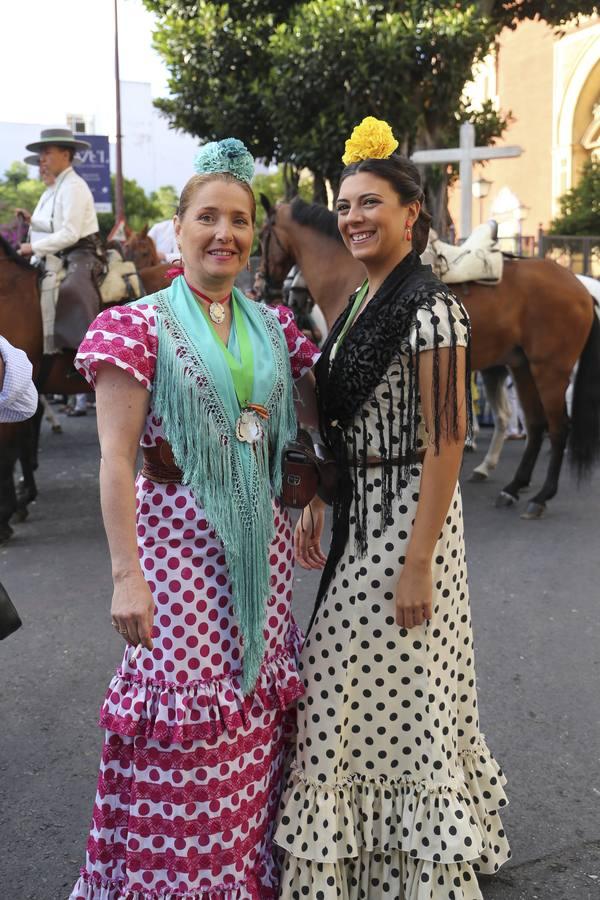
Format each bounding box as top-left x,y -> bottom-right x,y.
193,138 -> 255,184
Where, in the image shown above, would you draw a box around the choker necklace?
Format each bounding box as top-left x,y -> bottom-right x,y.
186,282 -> 231,325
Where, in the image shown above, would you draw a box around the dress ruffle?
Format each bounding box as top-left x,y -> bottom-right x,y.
280,852 -> 485,900
99,626 -> 303,743
71,857 -> 278,900
275,737 -> 510,900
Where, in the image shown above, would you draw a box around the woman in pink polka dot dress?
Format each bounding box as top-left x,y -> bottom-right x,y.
69,142 -> 320,900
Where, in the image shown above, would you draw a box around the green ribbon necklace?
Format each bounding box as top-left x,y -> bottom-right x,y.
331,279 -> 369,359
195,289 -> 254,409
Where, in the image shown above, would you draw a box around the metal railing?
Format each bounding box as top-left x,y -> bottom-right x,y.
451,229 -> 600,276
497,235 -> 536,256
538,232 -> 600,277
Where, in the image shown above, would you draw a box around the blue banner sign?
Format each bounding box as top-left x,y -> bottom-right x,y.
74,135 -> 112,213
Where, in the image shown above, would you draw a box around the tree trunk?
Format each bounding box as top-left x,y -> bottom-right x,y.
425,170 -> 454,240
328,174 -> 340,202
414,124 -> 455,240
312,172 -> 328,206
283,162 -> 300,200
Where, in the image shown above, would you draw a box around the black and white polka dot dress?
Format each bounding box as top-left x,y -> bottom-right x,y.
275,296 -> 510,899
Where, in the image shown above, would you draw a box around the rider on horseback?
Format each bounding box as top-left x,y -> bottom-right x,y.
16,128 -> 103,354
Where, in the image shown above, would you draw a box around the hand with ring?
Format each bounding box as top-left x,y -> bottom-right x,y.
395,560 -> 433,629
294,498 -> 327,570
110,571 -> 155,649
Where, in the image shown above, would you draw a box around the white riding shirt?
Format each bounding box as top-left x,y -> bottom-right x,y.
30,167 -> 99,257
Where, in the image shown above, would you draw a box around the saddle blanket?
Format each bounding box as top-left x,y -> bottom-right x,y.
99,249 -> 144,304
423,222 -> 504,285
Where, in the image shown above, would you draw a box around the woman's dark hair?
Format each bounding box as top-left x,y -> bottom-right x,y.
339,155 -> 432,254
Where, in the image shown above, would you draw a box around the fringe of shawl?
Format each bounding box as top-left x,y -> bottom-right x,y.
152,293 -> 296,693
311,254 -> 472,628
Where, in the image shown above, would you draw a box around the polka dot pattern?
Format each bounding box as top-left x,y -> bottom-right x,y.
275,300 -> 510,899
71,301 -> 320,899
97,481 -> 303,743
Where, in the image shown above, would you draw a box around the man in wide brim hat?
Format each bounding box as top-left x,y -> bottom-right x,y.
25,127 -> 91,155
17,127 -> 103,366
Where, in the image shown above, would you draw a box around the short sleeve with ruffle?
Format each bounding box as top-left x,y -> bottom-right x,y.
76,303 -> 158,390
269,305 -> 321,380
410,291 -> 470,353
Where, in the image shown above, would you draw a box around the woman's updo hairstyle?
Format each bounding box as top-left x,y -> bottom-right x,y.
177,172 -> 257,224
340,155 -> 432,255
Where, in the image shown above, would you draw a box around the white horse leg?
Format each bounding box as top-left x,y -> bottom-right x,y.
465,392 -> 479,451
40,395 -> 63,434
471,368 -> 510,480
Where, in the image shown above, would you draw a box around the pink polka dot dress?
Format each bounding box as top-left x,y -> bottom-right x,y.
70,302 -> 320,900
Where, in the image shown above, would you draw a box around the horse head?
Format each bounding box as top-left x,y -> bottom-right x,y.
0,233 -> 37,271
258,199 -> 295,301
0,216 -> 30,251
123,226 -> 159,270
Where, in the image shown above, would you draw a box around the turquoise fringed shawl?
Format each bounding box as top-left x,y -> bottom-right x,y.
134,277 -> 296,693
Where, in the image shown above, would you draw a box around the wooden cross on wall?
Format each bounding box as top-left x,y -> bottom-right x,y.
411,123 -> 523,239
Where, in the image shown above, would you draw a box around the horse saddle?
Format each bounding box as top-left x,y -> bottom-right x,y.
99,248 -> 144,304
425,221 -> 503,285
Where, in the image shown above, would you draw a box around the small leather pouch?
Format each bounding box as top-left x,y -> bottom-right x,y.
281,428 -> 338,509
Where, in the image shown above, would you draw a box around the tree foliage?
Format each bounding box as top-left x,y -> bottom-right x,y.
144,0 -> 599,228
0,163 -> 178,244
549,159 -> 600,236
98,177 -> 178,239
0,163 -> 45,225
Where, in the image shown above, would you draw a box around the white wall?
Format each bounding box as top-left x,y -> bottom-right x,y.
0,122 -> 48,176
0,81 -> 200,195
116,81 -> 199,194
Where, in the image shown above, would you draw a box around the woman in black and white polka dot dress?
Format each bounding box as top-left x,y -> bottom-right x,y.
275,121 -> 510,899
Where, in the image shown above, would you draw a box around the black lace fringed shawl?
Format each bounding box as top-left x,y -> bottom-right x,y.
312,250 -> 472,620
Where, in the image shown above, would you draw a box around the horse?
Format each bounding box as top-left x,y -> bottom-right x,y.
0,235 -> 92,542
114,226 -> 172,295
0,225 -> 175,541
0,215 -> 29,250
468,275 -> 600,482
258,196 -> 600,519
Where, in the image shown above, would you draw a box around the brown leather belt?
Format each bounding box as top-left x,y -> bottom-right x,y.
140,444 -> 427,485
141,443 -> 183,483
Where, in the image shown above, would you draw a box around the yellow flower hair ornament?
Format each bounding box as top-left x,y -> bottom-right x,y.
342,116 -> 399,165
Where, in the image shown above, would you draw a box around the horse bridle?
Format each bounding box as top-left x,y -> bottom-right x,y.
260,213 -> 291,302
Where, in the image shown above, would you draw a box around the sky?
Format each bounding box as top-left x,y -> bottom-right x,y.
1,0 -> 169,133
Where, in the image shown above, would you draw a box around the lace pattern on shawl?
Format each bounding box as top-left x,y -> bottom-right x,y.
313,253 -> 472,615
151,291 -> 296,692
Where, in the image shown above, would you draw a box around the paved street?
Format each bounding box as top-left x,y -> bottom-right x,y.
1,412 -> 599,899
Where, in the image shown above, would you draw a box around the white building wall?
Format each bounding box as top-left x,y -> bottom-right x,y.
0,81 -> 200,195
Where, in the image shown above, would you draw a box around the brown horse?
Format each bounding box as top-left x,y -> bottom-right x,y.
0,235 -> 94,541
259,196 -> 600,518
0,228 -> 173,542
123,224 -> 160,269
121,226 -> 172,293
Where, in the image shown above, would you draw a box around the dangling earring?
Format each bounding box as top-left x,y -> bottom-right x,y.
246,259 -> 251,271
405,223 -> 413,242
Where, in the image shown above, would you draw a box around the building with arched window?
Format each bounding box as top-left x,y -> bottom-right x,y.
449,14 -> 600,246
